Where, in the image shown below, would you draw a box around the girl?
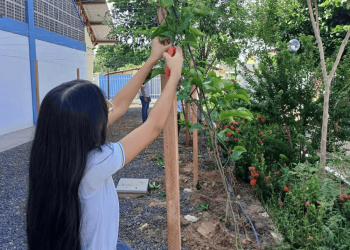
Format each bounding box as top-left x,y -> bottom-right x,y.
26,38 -> 183,250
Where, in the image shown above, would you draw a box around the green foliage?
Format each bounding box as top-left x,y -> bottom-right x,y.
152,153 -> 165,168
148,181 -> 161,189
93,44 -> 148,73
253,161 -> 350,249
247,0 -> 350,59
242,35 -> 324,162
197,202 -> 210,211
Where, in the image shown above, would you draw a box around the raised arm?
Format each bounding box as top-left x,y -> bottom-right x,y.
107,38 -> 171,125
120,46 -> 183,165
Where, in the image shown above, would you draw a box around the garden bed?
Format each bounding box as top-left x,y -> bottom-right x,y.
107,106 -> 277,249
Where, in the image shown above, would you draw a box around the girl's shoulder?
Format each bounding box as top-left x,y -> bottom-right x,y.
83,143 -> 125,190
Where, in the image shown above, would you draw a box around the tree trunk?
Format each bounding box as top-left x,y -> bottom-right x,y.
320,77 -> 331,165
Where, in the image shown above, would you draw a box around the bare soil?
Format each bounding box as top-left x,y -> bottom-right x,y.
106,107 -> 277,249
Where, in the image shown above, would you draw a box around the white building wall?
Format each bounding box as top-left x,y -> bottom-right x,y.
0,30 -> 34,136
35,40 -> 87,103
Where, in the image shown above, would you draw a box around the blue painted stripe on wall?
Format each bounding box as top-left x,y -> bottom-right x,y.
0,17 -> 29,36
26,0 -> 38,124
34,27 -> 86,51
71,0 -> 85,27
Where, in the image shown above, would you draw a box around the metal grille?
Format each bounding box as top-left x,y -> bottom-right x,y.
33,0 -> 84,42
1,0 -> 26,23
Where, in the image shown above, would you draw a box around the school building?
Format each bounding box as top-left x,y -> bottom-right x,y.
0,0 -> 115,136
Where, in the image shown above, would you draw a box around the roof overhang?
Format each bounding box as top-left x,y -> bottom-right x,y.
75,0 -> 117,46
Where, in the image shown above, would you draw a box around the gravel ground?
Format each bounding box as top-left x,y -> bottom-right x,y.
0,142 -> 31,249
107,107 -> 192,249
0,106 -> 192,249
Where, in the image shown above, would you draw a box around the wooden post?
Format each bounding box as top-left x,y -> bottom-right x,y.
157,8 -> 181,250
35,60 -> 40,115
185,103 -> 190,147
77,68 -> 80,79
107,72 -> 110,100
190,54 -> 198,188
192,86 -> 198,188
161,75 -> 181,250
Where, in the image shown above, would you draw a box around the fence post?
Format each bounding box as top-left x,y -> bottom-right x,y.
77,68 -> 80,79
107,72 -> 110,100
35,60 -> 40,115
157,8 -> 181,250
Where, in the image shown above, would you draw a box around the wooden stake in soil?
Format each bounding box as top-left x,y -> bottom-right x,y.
161,75 -> 181,250
107,71 -> 110,100
77,68 -> 80,79
35,60 -> 40,115
185,103 -> 190,147
192,85 -> 198,188
157,8 -> 181,250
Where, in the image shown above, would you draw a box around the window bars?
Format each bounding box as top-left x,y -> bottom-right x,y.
1,0 -> 26,23
33,0 -> 84,42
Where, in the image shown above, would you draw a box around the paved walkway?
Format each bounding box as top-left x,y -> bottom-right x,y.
0,126 -> 35,153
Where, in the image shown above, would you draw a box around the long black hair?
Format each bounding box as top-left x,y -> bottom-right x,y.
26,80 -> 108,250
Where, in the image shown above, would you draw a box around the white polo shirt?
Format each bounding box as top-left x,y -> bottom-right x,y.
80,142 -> 125,250
140,82 -> 150,97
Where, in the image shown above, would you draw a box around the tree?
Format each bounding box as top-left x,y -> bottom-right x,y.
105,0 -> 248,70
93,44 -> 149,73
305,0 -> 350,166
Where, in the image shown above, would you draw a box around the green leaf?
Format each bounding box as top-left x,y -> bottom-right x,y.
197,202 -> 209,210
211,78 -> 224,90
196,180 -> 202,190
190,27 -> 205,37
150,68 -> 164,79
151,25 -> 169,39
208,71 -> 216,77
183,32 -> 198,47
190,123 -> 205,132
224,90 -> 250,103
197,66 -> 206,75
231,146 -> 247,161
190,78 -> 203,87
217,130 -> 227,141
178,12 -> 193,33
160,191 -> 166,197
159,31 -> 175,41
220,109 -> 253,120
193,3 -> 211,16
102,21 -> 110,25
177,94 -> 187,101
160,0 -> 173,8
222,79 -> 235,91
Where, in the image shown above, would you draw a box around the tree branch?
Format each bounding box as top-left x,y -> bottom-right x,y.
329,28 -> 350,81
313,0 -> 319,33
307,0 -> 328,81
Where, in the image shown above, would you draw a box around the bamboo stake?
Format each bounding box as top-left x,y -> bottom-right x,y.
77,68 -> 80,79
